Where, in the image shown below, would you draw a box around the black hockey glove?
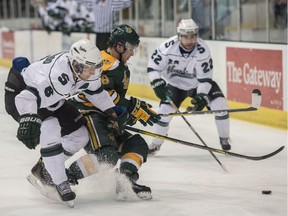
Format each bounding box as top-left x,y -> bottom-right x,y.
114,106 -> 137,127
107,115 -> 122,135
128,97 -> 160,126
191,93 -> 211,111
150,78 -> 172,101
17,113 -> 42,149
105,108 -> 123,136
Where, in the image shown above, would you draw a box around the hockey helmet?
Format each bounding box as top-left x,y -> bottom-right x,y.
108,24 -> 140,48
69,38 -> 103,75
177,19 -> 199,35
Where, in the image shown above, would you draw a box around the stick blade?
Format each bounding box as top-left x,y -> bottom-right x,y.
251,89 -> 262,109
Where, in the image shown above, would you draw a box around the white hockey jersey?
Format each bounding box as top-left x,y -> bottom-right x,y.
147,35 -> 214,94
16,52 -> 114,115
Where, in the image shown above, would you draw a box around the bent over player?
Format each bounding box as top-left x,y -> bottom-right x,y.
147,19 -> 231,155
64,24 -> 159,200
4,39 -> 119,203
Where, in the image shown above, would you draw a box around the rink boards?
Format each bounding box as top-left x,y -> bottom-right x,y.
0,30 -> 286,130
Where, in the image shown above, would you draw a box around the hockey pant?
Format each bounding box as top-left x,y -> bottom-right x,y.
66,113 -> 148,180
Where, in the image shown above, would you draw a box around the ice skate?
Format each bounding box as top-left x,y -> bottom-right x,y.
30,158 -> 54,187
56,180 -> 76,202
148,143 -> 161,155
115,169 -> 152,200
220,137 -> 231,151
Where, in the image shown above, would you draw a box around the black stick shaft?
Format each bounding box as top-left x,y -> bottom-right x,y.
125,126 -> 284,161
167,99 -> 227,171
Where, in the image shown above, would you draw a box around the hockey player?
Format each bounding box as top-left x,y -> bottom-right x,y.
63,24 -> 159,200
37,0 -> 74,35
5,38 -> 119,203
148,19 -> 231,155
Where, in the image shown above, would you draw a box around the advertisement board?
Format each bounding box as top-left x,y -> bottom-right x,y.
226,47 -> 283,110
1,32 -> 15,59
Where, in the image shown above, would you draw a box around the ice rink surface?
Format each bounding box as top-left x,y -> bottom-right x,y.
0,67 -> 287,216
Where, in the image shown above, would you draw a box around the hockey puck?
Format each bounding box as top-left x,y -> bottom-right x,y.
262,190 -> 272,195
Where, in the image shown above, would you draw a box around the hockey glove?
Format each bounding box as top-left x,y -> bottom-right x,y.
128,97 -> 160,126
114,106 -> 137,127
108,115 -> 123,136
151,78 -> 172,101
17,113 -> 42,149
191,93 -> 211,111
105,108 -> 123,136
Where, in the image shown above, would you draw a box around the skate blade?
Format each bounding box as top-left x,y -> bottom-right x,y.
27,174 -> 75,208
65,200 -> 75,208
136,191 -> 153,200
27,174 -> 57,200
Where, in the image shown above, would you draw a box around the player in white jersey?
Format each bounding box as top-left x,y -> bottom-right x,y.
5,39 -> 119,202
147,19 -> 231,155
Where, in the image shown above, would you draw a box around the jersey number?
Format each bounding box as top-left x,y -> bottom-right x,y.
197,44 -> 205,54
151,50 -> 162,65
201,58 -> 213,73
44,73 -> 70,97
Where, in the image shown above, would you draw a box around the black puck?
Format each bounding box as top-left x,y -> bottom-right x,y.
262,190 -> 272,195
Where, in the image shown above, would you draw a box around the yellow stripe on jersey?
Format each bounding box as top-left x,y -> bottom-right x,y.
78,93 -> 94,107
121,153 -> 143,169
84,115 -> 101,150
107,90 -> 120,104
101,50 -> 118,71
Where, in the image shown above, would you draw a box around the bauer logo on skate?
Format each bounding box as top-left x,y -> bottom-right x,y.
226,47 -> 283,110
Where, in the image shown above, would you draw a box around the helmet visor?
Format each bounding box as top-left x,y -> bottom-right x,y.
72,60 -> 103,74
178,28 -> 199,35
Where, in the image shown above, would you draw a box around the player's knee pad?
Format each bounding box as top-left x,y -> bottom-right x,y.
122,134 -> 148,162
210,97 -> 229,119
40,117 -> 61,147
158,103 -> 175,115
157,103 -> 174,126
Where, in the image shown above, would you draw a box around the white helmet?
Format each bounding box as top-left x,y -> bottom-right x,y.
69,38 -> 103,74
177,19 -> 199,35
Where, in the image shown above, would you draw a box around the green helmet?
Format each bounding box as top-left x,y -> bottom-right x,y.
108,24 -> 140,46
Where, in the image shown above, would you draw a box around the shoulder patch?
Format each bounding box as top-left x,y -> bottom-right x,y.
101,50 -> 118,71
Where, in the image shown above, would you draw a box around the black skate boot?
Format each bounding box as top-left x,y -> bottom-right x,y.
65,168 -> 79,186
129,172 -> 152,199
220,137 -> 231,151
116,169 -> 152,200
56,180 -> 76,202
31,157 -> 54,186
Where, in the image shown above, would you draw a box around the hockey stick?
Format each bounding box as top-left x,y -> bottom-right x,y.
125,126 -> 284,161
160,89 -> 262,117
166,97 -> 227,171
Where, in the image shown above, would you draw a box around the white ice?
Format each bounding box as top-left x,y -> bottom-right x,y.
0,67 -> 287,216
